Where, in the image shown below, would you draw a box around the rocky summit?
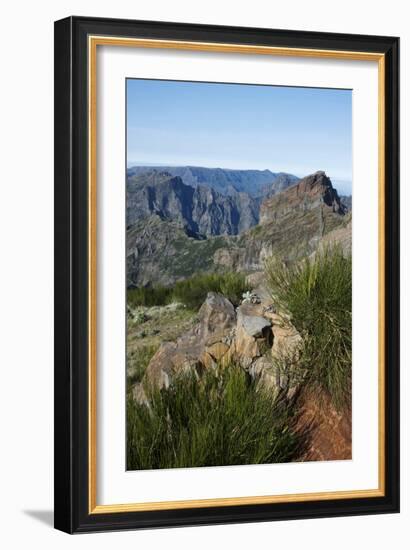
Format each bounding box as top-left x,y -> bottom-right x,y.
260,171 -> 347,224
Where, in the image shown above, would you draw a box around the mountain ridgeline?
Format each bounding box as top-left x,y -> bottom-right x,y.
126,167 -> 351,287
127,165 -> 299,197
127,170 -> 260,236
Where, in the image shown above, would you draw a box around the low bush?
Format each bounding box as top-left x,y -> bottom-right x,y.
172,272 -> 247,310
128,272 -> 247,312
127,286 -> 173,308
265,246 -> 352,409
127,365 -> 299,470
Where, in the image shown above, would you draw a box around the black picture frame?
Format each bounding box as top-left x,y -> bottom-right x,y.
54,15 -> 400,534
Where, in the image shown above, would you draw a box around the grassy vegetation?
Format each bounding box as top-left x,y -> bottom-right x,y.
127,344 -> 158,391
128,286 -> 172,308
127,365 -> 300,470
172,272 -> 247,310
128,271 -> 247,311
167,233 -> 228,277
265,245 -> 352,409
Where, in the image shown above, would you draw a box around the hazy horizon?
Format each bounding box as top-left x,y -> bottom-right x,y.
127,79 -> 352,195
126,161 -> 352,196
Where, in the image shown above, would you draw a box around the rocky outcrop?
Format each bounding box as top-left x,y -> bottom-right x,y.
134,291 -> 302,403
196,291 -> 236,343
139,292 -> 236,391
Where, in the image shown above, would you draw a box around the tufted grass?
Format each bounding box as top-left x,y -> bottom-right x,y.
127,365 -> 300,471
265,245 -> 352,410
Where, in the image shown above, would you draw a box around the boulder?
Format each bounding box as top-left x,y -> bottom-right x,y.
143,341 -> 203,390
234,321 -> 261,368
197,292 -> 236,344
233,304 -> 273,368
249,356 -> 281,397
240,314 -> 271,338
206,342 -> 230,361
141,292 -> 236,390
271,320 -> 303,362
200,351 -> 217,370
138,289 -> 303,401
249,353 -> 297,399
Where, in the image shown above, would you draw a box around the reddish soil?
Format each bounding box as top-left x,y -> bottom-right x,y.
295,388 -> 352,462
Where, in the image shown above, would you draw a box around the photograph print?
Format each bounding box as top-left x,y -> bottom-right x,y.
126,79 -> 352,471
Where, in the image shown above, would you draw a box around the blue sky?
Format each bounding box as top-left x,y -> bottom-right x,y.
127,79 -> 352,194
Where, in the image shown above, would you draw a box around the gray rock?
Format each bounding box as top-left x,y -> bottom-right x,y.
249,356 -> 281,397
240,314 -> 271,338
197,292 -> 236,343
142,292 -> 236,390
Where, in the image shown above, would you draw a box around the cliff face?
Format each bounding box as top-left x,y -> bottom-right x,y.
126,171 -> 350,287
126,171 -> 259,236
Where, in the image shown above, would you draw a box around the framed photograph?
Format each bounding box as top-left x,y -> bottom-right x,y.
54,16 -> 399,533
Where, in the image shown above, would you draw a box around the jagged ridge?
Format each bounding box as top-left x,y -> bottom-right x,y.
127,165 -> 299,197
127,170 -> 259,236
126,171 -> 350,287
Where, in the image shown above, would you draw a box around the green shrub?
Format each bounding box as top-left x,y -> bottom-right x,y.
219,272 -> 249,306
265,246 -> 352,409
127,365 -> 299,470
172,272 -> 247,310
127,286 -> 173,308
128,272 -> 247,312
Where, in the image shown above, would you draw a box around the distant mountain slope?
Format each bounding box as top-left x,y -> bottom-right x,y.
127,165 -> 299,197
259,172 -> 301,199
127,171 -> 350,287
340,195 -> 352,211
127,216 -> 231,287
127,170 -> 259,236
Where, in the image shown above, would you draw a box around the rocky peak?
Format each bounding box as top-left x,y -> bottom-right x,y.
260,171 -> 346,224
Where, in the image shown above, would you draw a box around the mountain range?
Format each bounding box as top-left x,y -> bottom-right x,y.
127,165 -> 299,197
127,170 -> 260,236
126,169 -> 351,287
